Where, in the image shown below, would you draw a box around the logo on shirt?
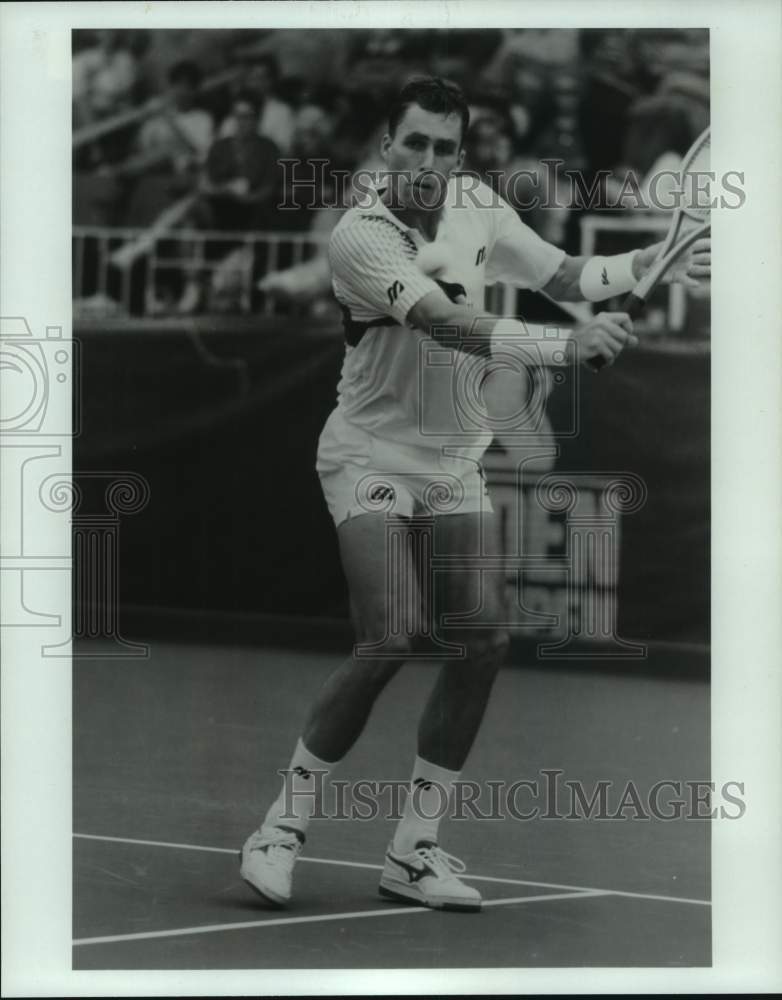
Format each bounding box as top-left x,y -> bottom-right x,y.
387,280 -> 405,305
475,246 -> 487,266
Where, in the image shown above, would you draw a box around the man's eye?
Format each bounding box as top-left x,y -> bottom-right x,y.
407,138 -> 426,150
435,145 -> 456,156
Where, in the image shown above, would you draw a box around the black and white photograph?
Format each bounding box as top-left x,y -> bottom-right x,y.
1,2 -> 780,995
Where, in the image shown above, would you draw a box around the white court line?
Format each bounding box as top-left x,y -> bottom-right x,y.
73,832 -> 711,907
73,891 -> 608,947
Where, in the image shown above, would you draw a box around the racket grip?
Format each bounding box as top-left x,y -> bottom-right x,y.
621,292 -> 647,320
586,292 -> 647,372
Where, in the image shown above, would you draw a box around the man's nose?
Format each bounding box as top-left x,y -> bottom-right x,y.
419,146 -> 435,170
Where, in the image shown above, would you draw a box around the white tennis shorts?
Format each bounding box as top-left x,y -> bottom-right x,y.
317,410 -> 492,528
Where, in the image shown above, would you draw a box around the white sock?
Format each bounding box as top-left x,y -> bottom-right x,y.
392,755 -> 461,855
261,738 -> 336,840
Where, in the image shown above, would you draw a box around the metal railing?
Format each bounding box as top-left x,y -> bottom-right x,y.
73,225 -> 327,318
73,215 -> 700,328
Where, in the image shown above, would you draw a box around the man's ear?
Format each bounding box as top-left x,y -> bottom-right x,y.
455,147 -> 466,171
380,132 -> 392,163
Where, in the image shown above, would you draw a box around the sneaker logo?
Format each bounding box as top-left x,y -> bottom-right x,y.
292,765 -> 312,779
392,856 -> 434,883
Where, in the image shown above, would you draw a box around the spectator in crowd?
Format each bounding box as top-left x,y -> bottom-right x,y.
607,93 -> 702,210
73,29 -> 138,128
273,104 -> 338,233
202,92 -> 282,230
463,116 -> 570,245
133,28 -> 248,98
218,56 -> 295,154
113,61 -> 215,315
135,60 -> 214,181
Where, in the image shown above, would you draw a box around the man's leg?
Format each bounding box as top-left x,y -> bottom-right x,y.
380,511 -> 508,911
241,511 -> 421,904
417,510 -> 508,770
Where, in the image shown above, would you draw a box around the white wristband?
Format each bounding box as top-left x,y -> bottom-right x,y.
578,251 -> 639,302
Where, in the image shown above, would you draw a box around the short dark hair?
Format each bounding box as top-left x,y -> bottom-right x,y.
168,60 -> 202,89
388,76 -> 470,144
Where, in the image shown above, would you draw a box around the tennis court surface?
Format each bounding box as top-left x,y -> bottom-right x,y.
73,640 -> 709,969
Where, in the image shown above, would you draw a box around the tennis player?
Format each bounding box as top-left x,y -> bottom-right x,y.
240,77 -> 710,912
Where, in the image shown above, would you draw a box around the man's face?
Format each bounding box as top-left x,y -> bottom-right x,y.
381,103 -> 465,210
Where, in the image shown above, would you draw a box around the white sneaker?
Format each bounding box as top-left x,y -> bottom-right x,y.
240,826 -> 303,906
379,841 -> 482,912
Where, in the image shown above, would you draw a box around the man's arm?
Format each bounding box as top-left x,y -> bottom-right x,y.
541,239 -> 711,303
408,289 -> 638,368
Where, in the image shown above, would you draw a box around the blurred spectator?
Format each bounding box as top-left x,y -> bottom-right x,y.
133,28 -> 248,98
241,29 -> 353,90
218,56 -> 295,154
464,117 -> 514,184
578,30 -> 643,176
608,94 -> 703,210
112,61 -> 213,230
464,117 -> 569,245
273,105 -> 338,233
201,92 -> 282,231
73,30 -> 138,128
136,61 -> 214,179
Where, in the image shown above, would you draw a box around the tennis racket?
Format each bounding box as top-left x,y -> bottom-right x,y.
589,126 -> 711,371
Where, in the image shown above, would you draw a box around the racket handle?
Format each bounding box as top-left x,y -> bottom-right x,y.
587,292 -> 647,372
621,292 -> 647,320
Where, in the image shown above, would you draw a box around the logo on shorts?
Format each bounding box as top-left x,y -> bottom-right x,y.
601,266 -> 609,285
369,484 -> 395,502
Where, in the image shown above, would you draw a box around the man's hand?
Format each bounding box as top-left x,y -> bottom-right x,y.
634,236 -> 711,289
570,312 -> 638,367
662,236 -> 711,288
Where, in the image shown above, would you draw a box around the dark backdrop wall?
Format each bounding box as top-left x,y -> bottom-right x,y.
73,317 -> 709,645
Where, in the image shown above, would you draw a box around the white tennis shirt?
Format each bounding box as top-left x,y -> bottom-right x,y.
326,176 -> 565,461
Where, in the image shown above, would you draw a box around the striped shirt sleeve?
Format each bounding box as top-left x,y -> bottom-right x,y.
329,215 -> 440,325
